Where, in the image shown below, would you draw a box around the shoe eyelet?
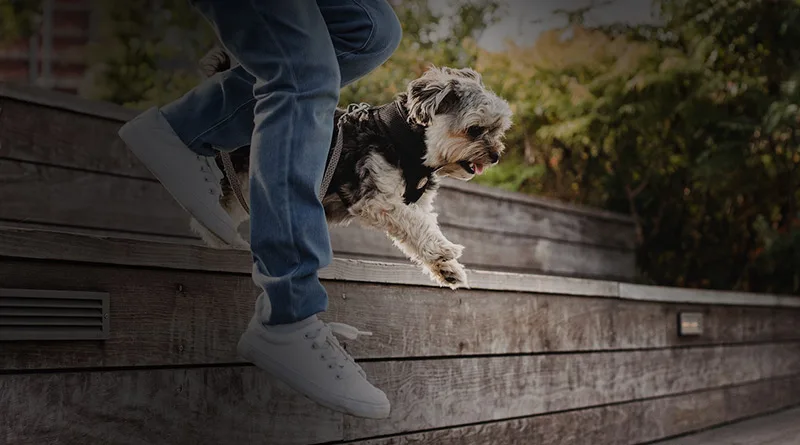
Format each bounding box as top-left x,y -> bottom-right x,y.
336,374 -> 342,380
328,364 -> 334,369
311,343 -> 317,349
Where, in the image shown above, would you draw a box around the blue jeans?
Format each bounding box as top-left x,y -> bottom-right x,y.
160,0 -> 402,324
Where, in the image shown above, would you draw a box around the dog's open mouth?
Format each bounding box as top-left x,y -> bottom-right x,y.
458,161 -> 486,175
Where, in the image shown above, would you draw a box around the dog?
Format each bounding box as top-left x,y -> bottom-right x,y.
192,48 -> 513,289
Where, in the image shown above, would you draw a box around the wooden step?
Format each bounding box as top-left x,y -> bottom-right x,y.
659,406 -> 800,445
1,227 -> 799,444
0,83 -> 638,280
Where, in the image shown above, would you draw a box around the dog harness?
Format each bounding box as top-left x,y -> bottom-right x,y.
218,100 -> 433,215
372,101 -> 435,204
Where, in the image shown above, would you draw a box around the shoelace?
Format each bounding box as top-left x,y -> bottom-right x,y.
305,322 -> 373,379
198,155 -> 224,198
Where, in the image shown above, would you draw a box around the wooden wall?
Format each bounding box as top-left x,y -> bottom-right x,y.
3,82 -> 798,445
0,83 -> 637,280
2,228 -> 800,445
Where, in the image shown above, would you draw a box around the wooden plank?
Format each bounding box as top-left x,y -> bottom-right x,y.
441,177 -> 634,223
659,405 -> 800,445
354,376 -> 800,445
0,366 -> 342,445
0,220 -> 206,246
343,343 -> 800,439
0,91 -> 636,251
0,83 -> 635,225
2,228 -> 799,308
3,345 -> 800,444
0,159 -> 195,238
0,158 -> 634,278
0,227 -> 623,297
2,260 -> 799,370
621,283 -> 792,308
434,182 -> 635,249
0,97 -> 149,178
330,223 -> 636,279
0,81 -> 137,122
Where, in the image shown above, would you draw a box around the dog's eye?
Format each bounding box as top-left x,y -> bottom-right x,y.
466,126 -> 484,138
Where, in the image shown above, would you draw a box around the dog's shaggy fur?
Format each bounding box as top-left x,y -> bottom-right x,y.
193,48 -> 512,289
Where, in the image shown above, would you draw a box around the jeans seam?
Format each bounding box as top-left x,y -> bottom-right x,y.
186,97 -> 257,149
335,0 -> 376,58
255,12 -> 305,321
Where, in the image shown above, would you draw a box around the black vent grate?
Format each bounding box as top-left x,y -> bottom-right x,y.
0,289 -> 109,341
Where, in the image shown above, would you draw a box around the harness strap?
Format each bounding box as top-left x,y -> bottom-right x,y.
219,104 -> 366,215
219,150 -> 249,214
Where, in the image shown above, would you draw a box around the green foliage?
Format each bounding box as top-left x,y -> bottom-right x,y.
504,0 -> 800,293
86,0 -> 215,108
339,0 -> 502,106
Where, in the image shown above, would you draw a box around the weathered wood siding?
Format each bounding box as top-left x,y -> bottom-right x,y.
660,406 -> 800,445
1,229 -> 799,445
0,83 -> 637,279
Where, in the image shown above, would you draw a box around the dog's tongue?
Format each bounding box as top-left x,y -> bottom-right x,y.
474,164 -> 485,175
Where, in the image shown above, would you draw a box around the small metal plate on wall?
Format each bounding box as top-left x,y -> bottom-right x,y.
678,312 -> 703,336
0,288 -> 110,341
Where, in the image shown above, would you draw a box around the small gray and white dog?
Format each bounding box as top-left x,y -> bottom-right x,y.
193,49 -> 512,289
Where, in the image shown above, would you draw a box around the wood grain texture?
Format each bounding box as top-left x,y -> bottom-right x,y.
440,178 -> 635,223
0,90 -> 636,252
0,96 -> 635,250
3,260 -> 799,370
0,156 -> 634,278
0,82 -> 137,123
354,376 -> 800,445
659,405 -> 800,445
0,227 -> 619,297
3,345 -> 800,444
2,84 -> 630,224
0,366 -> 341,445
343,343 -> 800,439
0,83 -> 635,228
0,98 -> 149,178
329,223 -> 636,279
2,228 -> 799,308
621,282 -> 800,309
0,159 -> 194,238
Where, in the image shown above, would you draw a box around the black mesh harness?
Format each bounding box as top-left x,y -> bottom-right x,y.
218,100 -> 433,214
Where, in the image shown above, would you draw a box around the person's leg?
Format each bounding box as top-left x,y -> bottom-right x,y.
189,0 -> 342,328
160,0 -> 402,153
157,0 -> 401,326
150,0 -> 392,418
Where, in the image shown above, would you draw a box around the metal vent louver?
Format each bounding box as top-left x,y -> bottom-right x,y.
0,289 -> 109,341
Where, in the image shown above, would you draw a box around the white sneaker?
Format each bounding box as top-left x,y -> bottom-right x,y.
118,107 -> 247,248
237,314 -> 391,419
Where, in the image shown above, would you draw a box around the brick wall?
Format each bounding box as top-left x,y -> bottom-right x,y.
0,0 -> 92,94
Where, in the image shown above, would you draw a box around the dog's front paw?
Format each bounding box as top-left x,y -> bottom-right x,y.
427,259 -> 469,290
432,240 -> 464,262
444,241 -> 465,260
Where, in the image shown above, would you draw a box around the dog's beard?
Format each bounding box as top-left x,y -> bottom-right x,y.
423,115 -> 504,181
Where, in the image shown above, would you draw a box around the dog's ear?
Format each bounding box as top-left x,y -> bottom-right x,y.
441,67 -> 483,85
406,69 -> 460,125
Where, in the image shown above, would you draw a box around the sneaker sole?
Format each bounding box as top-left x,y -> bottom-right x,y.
237,329 -> 391,419
118,108 -> 246,248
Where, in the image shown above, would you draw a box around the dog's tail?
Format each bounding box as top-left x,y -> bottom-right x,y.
199,46 -> 233,78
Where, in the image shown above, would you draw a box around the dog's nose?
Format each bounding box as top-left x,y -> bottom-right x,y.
489,152 -> 500,164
